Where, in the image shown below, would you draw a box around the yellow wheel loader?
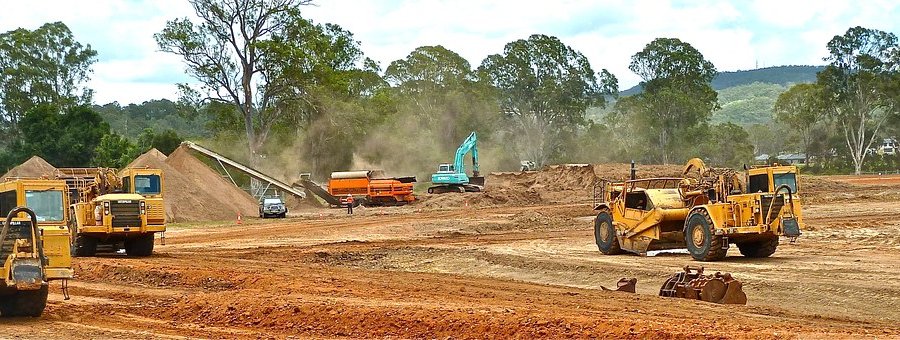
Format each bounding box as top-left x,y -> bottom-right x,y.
592,158 -> 804,261
1,207 -> 54,317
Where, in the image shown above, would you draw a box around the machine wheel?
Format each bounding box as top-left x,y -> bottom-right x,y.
737,236 -> 779,258
0,296 -> 15,316
74,236 -> 98,257
684,210 -> 727,261
125,234 -> 155,257
594,211 -> 623,255
8,286 -> 49,317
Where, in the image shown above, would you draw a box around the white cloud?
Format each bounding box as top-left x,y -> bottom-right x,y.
1,0 -> 899,103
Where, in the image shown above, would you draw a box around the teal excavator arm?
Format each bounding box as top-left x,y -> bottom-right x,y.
453,132 -> 479,176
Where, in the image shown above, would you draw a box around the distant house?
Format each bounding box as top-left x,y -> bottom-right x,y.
754,153 -> 806,165
880,138 -> 898,155
776,153 -> 806,165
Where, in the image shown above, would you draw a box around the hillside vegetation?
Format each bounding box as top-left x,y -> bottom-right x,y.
615,65 -> 822,126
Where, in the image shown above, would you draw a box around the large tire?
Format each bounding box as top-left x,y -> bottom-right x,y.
0,296 -> 15,316
737,236 -> 779,258
594,211 -> 624,255
125,234 -> 155,257
73,235 -> 98,257
10,286 -> 49,317
684,210 -> 728,261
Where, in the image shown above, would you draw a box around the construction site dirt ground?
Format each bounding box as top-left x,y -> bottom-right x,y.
4,174 -> 900,339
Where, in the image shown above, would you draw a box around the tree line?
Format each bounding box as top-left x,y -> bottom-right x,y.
2,0 -> 899,179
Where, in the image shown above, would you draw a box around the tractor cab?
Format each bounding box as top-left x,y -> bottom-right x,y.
436,163 -> 455,173
747,164 -> 800,194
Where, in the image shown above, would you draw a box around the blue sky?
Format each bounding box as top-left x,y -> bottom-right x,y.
2,0 -> 899,104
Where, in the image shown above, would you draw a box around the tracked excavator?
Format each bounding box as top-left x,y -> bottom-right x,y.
428,132 -> 485,194
592,158 -> 804,261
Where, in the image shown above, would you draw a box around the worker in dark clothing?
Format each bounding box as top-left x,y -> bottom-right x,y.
345,194 -> 354,214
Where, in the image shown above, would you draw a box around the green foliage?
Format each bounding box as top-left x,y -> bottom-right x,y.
5,105 -> 109,167
94,99 -> 207,140
615,38 -> 718,164
711,66 -> 824,89
696,123 -> 755,167
478,34 -> 617,165
93,133 -> 139,168
0,21 -> 97,147
713,82 -> 787,125
351,45 -> 501,180
817,26 -> 900,174
555,121 -> 615,164
620,65 -> 824,95
137,128 -> 183,155
774,83 -> 827,163
155,0 -> 313,162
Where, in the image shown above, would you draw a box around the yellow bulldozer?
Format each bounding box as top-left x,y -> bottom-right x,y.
1,179 -> 75,317
59,167 -> 165,257
593,158 -> 804,261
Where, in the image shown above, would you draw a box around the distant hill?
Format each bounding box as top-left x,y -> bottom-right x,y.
620,65 -> 824,96
712,82 -> 787,125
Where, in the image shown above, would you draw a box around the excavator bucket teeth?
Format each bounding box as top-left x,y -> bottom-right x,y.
602,277 -> 637,293
720,280 -> 748,305
698,279 -> 727,303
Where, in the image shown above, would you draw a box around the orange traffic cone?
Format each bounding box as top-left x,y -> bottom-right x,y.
236,212 -> 243,225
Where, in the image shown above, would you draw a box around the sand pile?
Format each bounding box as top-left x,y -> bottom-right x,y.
0,156 -> 60,181
129,147 -> 259,222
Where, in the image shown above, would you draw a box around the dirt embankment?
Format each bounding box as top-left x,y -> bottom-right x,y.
418,163 -> 683,209
801,175 -> 900,204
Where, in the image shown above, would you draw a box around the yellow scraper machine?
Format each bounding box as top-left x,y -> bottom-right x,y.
592,158 -> 804,262
59,167 -> 165,257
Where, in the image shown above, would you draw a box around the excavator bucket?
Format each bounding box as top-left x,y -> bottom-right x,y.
659,266 -> 747,305
601,277 -> 637,293
468,176 -> 485,187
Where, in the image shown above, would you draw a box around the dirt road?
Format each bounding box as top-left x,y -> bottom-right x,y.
4,188 -> 900,338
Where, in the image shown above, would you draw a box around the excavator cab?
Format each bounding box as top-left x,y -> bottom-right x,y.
437,164 -> 454,173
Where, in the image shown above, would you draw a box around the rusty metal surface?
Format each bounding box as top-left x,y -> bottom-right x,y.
602,277 -> 637,293
658,266 -> 747,305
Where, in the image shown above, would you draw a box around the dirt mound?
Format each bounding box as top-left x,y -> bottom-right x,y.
0,155 -> 59,181
125,147 -> 258,222
163,146 -> 259,222
126,148 -> 167,168
802,175 -> 900,204
488,163 -> 683,204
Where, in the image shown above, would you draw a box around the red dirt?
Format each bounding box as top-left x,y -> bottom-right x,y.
4,163 -> 900,339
